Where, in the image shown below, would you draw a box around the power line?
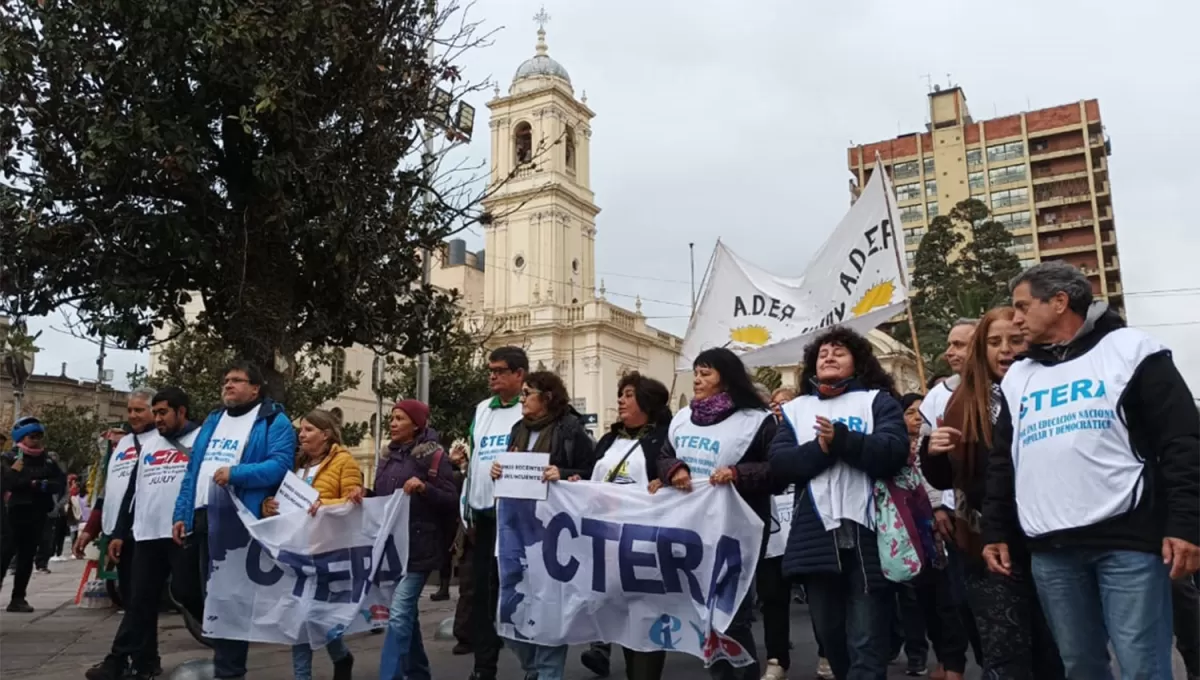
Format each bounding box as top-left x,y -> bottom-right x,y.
1123,287 -> 1200,298
1137,320 -> 1200,329
479,260 -> 693,309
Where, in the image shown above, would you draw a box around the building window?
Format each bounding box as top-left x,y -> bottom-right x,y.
893,161 -> 919,180
923,157 -> 935,175
905,251 -> 917,269
968,171 -> 985,193
513,254 -> 526,270
925,179 -> 937,198
514,121 -> 532,165
900,205 -> 924,223
989,165 -> 1027,186
564,125 -> 576,173
990,187 -> 1029,209
905,226 -> 927,246
987,141 -> 1025,163
1008,234 -> 1035,254
993,210 -> 1031,230
895,182 -> 921,201
1019,257 -> 1037,269
330,350 -> 346,385
967,148 -> 983,167
927,201 -> 939,218
1044,234 -> 1063,245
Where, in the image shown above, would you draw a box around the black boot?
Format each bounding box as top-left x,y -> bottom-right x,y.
430,583 -> 451,602
6,599 -> 33,613
333,652 -> 354,680
84,657 -> 125,680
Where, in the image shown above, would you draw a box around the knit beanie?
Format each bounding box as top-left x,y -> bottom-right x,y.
12,416 -> 45,444
392,399 -> 430,432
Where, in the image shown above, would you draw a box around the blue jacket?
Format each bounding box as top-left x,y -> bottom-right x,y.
172,399 -> 296,530
768,385 -> 908,592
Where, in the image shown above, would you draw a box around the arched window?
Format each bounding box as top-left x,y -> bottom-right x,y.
564,125 -> 576,172
514,121 -> 532,165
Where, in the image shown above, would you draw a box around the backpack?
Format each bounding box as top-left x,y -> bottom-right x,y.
873,466 -> 937,583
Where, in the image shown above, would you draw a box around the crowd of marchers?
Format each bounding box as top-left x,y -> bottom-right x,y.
0,259 -> 1197,680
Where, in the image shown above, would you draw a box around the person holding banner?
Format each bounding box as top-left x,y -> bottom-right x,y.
656,347 -> 777,680
258,408 -> 362,680
170,360 -> 297,680
491,370 -> 596,680
373,399 -> 457,680
578,371 -> 673,680
768,327 -> 910,680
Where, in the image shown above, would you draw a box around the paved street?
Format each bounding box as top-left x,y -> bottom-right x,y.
1,559 -> 1187,679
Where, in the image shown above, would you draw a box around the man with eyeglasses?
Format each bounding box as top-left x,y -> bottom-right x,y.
464,346 -> 528,680
170,360 -> 296,680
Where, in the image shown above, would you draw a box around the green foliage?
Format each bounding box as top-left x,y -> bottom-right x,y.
136,325 -> 361,423
893,199 -> 1023,373
382,322 -> 489,445
35,403 -> 103,474
752,366 -> 782,392
341,420 -> 369,448
1,0 -> 488,386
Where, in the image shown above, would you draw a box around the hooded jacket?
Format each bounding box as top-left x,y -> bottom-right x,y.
1,448 -> 65,513
374,429 -> 457,572
982,303 -> 1200,554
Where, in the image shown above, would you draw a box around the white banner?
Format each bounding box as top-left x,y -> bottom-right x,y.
496,480 -> 763,667
679,159 -> 907,369
203,486 -> 410,647
765,491 -> 795,559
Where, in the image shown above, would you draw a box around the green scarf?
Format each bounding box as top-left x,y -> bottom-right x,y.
511,411 -> 559,453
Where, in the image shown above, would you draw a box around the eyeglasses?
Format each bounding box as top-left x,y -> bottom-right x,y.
520,388 -> 541,399
488,367 -> 513,377
223,377 -> 250,386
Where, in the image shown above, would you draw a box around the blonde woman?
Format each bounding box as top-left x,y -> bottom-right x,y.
262,409 -> 364,680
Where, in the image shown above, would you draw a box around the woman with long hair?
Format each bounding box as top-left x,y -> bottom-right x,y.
373,399 -> 458,680
656,347 -> 777,680
491,371 -> 596,680
579,371 -> 674,680
261,409 -> 364,680
768,326 -> 910,679
920,307 -> 1064,679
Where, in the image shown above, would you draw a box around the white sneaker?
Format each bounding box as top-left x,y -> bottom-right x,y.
816,657 -> 835,680
761,659 -> 786,680
49,556 -> 67,563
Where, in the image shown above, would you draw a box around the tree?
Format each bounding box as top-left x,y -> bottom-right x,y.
752,367 -> 782,392
893,199 -> 1023,373
35,403 -> 103,474
382,323 -> 489,445
131,325 -> 361,426
0,0 -> 515,391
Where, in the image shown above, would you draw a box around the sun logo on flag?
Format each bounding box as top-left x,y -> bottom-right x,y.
850,280 -> 896,317
729,325 -> 771,346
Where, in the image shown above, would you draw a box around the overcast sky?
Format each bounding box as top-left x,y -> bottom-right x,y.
29,0 -> 1200,393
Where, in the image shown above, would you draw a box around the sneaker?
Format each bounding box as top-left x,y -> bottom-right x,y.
580,647 -> 611,677
906,659 -> 929,676
50,556 -> 68,563
452,642 -> 472,655
761,659 -> 786,680
816,658 -> 835,680
6,600 -> 33,613
332,652 -> 353,680
430,587 -> 451,602
36,567 -> 51,574
84,658 -> 124,680
467,673 -> 496,680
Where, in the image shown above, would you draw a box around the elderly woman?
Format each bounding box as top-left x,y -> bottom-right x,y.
656,347 -> 777,680
261,409 -> 363,680
768,326 -> 909,680
490,371 -> 595,680
373,399 -> 457,680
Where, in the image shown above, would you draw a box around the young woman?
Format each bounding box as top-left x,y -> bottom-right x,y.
768,327 -> 910,679
491,371 -> 596,680
261,409 -> 364,680
656,347 -> 776,680
579,371 -> 673,680
373,399 -> 457,680
921,307 -> 1064,679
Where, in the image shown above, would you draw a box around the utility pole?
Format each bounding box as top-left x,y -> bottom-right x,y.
416,128 -> 436,405
689,243 -> 697,315
372,353 -> 385,480
94,335 -> 106,418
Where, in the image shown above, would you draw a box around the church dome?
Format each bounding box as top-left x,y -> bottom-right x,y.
512,28 -> 570,85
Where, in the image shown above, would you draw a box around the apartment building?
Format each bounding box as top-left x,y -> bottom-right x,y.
847,86 -> 1122,312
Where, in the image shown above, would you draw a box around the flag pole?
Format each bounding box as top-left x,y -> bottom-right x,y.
674,240 -> 721,403
876,156 -> 929,392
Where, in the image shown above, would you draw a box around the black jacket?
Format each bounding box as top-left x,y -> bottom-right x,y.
982,305 -> 1200,554
1,448 -> 65,514
592,420 -> 671,484
507,409 -> 597,481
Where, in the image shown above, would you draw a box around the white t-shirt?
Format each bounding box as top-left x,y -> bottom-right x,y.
194,405 -> 260,509
667,407 -> 765,478
462,399 -> 523,512
101,431 -> 149,536
132,428 -> 199,541
592,438 -> 649,487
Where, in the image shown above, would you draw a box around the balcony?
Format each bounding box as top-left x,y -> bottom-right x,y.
1104,257 -> 1120,271
1035,179 -> 1092,208
1079,265 -> 1101,277
1029,143 -> 1086,161
905,233 -> 925,246
1038,216 -> 1094,233
1032,169 -> 1089,186
1100,231 -> 1117,246
1099,205 -> 1114,221
1108,281 -> 1124,296
1096,180 -> 1110,196
1040,242 -> 1097,257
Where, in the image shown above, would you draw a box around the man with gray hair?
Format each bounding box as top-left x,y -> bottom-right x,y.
982,261 -> 1200,678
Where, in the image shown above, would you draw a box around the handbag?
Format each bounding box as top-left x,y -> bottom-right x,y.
873,466 -> 937,583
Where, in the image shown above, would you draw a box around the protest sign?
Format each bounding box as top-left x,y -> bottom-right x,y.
765,491 -> 795,559
494,452 -> 551,500
203,486 -> 409,647
275,470 -> 321,515
496,480 -> 762,667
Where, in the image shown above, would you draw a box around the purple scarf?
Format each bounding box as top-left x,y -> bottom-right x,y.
690,392 -> 735,426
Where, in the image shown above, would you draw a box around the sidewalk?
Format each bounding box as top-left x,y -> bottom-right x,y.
0,559 -> 460,680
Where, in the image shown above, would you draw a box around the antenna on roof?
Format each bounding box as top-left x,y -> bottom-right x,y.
920,74 -> 933,93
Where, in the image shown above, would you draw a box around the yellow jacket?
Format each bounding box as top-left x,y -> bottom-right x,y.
302,444 -> 363,505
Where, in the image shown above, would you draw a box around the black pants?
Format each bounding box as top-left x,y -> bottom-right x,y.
35,513 -> 56,569
470,511 -> 502,675
963,560 -> 1063,680
108,538 -> 174,672
891,584 -> 928,665
756,556 -> 791,670
709,592 -> 761,680
583,643 -> 666,680
454,531 -> 474,646
914,568 -> 969,673
0,505 -> 46,602
53,516 -> 70,557
1173,576 -> 1200,677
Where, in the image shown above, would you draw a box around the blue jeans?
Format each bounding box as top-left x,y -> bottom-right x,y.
379,571 -> 431,680
211,639 -> 249,679
1030,549 -> 1173,680
291,635 -> 350,680
508,640 -> 568,680
805,548 -> 892,680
